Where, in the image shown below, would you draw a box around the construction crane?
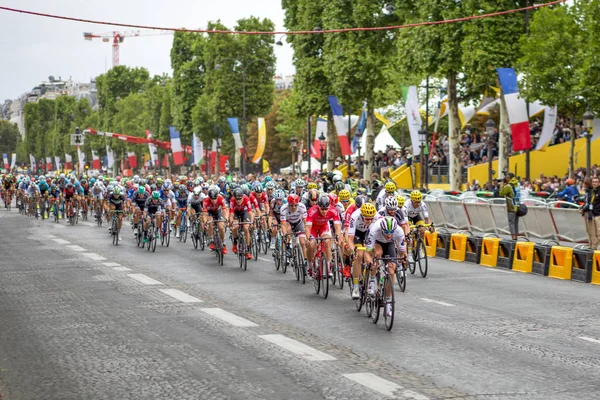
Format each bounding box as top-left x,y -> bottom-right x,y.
83,30 -> 173,68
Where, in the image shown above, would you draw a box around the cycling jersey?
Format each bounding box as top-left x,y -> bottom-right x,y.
131,192 -> 149,209
347,208 -> 371,236
64,187 -> 76,199
202,196 -> 227,213
405,201 -> 429,219
376,190 -> 395,210
306,205 -> 341,236
270,199 -> 284,215
106,193 -> 124,210
377,206 -> 408,226
229,195 -> 253,213
280,203 -> 307,224
366,223 -> 405,252
187,193 -> 205,213
174,190 -> 189,208
250,192 -> 268,208
145,197 -> 163,215
343,203 -> 359,229
38,181 -> 50,193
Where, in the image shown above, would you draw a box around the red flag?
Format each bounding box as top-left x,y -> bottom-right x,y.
162,153 -> 169,168
127,152 -> 137,168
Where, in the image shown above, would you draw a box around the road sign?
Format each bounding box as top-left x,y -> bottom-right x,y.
71,134 -> 84,146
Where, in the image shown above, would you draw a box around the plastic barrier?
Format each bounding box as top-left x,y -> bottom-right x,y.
548,246 -> 574,280
592,251 -> 600,286
532,242 -> 554,276
512,242 -> 535,273
490,204 -> 512,236
463,202 -> 498,235
480,237 -> 500,267
465,235 -> 483,264
497,240 -> 516,269
448,233 -> 468,262
571,246 -> 594,283
423,231 -> 437,258
547,206 -> 589,243
520,205 -> 558,241
438,200 -> 470,231
436,232 -> 451,259
427,201 -> 447,230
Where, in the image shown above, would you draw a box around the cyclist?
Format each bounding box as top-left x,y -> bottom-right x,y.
378,196 -> 410,236
250,184 -> 270,235
105,186 -> 125,239
38,177 -> 50,218
376,181 -> 397,210
202,186 -> 228,254
187,186 -> 204,237
405,190 -> 433,235
269,189 -> 286,249
280,193 -> 308,274
302,188 -> 319,210
131,186 -> 150,237
63,182 -> 76,219
142,191 -> 164,243
365,216 -> 407,317
228,188 -> 253,260
174,184 -> 189,239
306,194 -> 342,276
292,178 -> 306,198
347,202 -> 377,299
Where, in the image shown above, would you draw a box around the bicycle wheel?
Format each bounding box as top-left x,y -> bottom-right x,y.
146,226 -> 153,252
281,242 -> 288,274
384,275 -> 395,331
199,229 -> 206,251
337,250 -> 345,290
417,238 -> 428,278
261,229 -> 269,254
297,246 -> 306,285
329,249 -> 337,286
293,246 -> 300,282
371,275 -> 381,324
397,265 -> 406,293
151,226 -> 157,252
182,219 -> 188,243
312,260 -> 320,294
136,223 -> 143,247
251,230 -> 258,261
273,233 -> 281,271
321,255 -> 329,299
408,246 -> 417,274
112,217 -> 119,246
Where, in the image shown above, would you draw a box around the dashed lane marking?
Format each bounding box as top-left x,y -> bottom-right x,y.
342,373 -> 403,397
52,238 -> 71,245
259,334 -> 336,361
258,257 -> 272,262
201,308 -> 258,327
128,274 -> 163,285
66,245 -> 86,252
103,262 -> 121,267
113,266 -> 132,272
485,268 -> 514,274
159,288 -> 203,303
82,253 -> 107,261
579,336 -> 600,345
419,297 -> 455,307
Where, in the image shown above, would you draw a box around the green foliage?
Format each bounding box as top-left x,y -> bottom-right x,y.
0,120 -> 19,155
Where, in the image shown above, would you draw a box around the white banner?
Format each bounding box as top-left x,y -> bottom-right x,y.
192,133 -> 203,165
593,118 -> 600,143
535,106 -> 558,150
106,146 -> 115,168
77,147 -> 85,172
10,153 -> 16,169
55,156 -> 61,171
29,154 -> 36,170
405,85 -> 423,155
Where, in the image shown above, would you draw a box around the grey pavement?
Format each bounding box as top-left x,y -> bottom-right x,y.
2,207 -> 600,399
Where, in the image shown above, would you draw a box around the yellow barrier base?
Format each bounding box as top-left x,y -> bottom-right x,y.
424,231 -> 437,258
548,246 -> 573,280
591,251 -> 600,285
448,233 -> 468,262
480,237 -> 500,268
512,242 -> 535,274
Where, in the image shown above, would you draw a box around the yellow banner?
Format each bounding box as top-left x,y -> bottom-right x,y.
252,117 -> 267,164
262,159 -> 270,173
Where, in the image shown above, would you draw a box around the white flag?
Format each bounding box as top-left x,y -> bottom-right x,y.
405,85 -> 423,156
77,147 -> 85,172
29,154 -> 36,170
106,146 -> 115,168
535,106 -> 558,150
10,153 -> 16,169
55,156 -> 61,171
146,130 -> 158,166
192,133 -> 203,165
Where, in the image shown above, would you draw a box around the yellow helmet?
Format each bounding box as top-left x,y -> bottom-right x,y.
360,203 -> 376,218
307,182 -> 318,189
384,181 -> 396,194
410,190 -> 422,202
396,195 -> 405,207
338,189 -> 351,201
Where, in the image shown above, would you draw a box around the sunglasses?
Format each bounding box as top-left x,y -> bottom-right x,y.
363,217 -> 374,222
341,200 -> 349,203
318,207 -> 329,211
383,230 -> 394,235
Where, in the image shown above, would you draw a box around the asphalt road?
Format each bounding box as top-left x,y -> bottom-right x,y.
2,207 -> 600,399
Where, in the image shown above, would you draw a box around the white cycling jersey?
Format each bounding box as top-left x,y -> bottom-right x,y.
280,203 -> 307,224
366,222 -> 406,251
347,208 -> 372,236
377,206 -> 408,225
376,190 -> 396,210
405,200 -> 429,219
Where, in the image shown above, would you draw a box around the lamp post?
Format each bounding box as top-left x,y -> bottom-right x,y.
215,58 -> 273,176
418,128 -> 427,189
355,130 -> 363,178
215,138 -> 221,177
485,117 -> 496,188
318,132 -> 326,172
583,109 -> 594,174
290,135 -> 298,179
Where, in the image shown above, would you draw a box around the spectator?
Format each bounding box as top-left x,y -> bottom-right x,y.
582,176 -> 600,250
499,172 -> 520,240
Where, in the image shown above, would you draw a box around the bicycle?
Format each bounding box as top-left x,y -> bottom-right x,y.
310,237 -> 333,299
271,224 -> 284,272
368,256 -> 400,331
190,214 -> 205,250
234,221 -> 252,271
407,223 -> 431,278
95,201 -> 103,226
178,208 -> 188,243
255,215 -> 269,255
353,246 -> 370,312
330,239 -> 345,290
109,209 -> 124,246
160,210 -> 171,247
211,219 -> 225,266
146,216 -> 158,252
250,223 -> 259,261
290,232 -> 306,284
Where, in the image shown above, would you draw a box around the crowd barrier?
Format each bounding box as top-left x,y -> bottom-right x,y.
423,195 -> 598,286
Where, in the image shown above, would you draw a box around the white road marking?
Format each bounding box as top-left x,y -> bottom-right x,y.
103,262 -> 121,267
202,308 -> 258,327
54,224 -> 65,228
113,267 -> 132,272
66,245 -> 86,252
79,221 -> 95,227
419,298 -> 455,307
82,253 -> 107,261
159,288 -> 202,303
52,238 -> 71,245
401,390 -> 430,400
342,373 -> 403,397
259,334 -> 336,361
258,257 -> 272,262
485,268 -> 514,274
128,274 -> 163,285
47,234 -> 57,238
579,336 -> 600,345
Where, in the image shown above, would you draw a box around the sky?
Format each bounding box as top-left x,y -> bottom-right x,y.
0,0 -> 295,101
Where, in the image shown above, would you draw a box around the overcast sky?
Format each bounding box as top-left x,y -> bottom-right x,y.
0,0 -> 295,101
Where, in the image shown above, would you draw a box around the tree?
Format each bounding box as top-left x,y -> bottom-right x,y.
0,120 -> 19,155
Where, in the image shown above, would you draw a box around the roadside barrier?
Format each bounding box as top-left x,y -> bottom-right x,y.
448,233 -> 468,262
497,240 -> 516,269
465,235 -> 483,264
532,241 -> 555,276
423,231 -> 437,258
435,231 -> 451,259
571,245 -> 594,283
548,246 -> 574,280
512,242 -> 535,274
592,251 -> 600,285
479,237 -> 500,268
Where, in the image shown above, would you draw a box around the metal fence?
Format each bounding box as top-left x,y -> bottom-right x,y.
424,196 -> 589,244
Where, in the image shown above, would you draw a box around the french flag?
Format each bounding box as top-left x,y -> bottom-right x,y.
127,152 -> 137,169
169,126 -> 184,165
311,117 -> 327,159
91,150 -> 101,169
46,157 -> 53,171
327,96 -> 352,156
2,154 -> 8,169
497,68 -> 530,152
65,153 -> 73,170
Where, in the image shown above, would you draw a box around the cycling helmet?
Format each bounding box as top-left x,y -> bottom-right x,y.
113,187 -> 121,196
273,189 -> 285,200
253,184 -> 263,193
380,216 -> 398,234
410,190 -> 422,202
74,181 -> 81,188
354,195 -> 368,209
384,196 -> 398,210
39,175 -> 45,181
156,177 -> 163,185
266,182 -> 275,189
396,195 -> 406,207
150,184 -> 158,192
308,188 -> 319,201
307,182 -> 318,190
138,186 -> 146,195
152,190 -> 160,200
66,182 -> 74,188
264,176 -> 272,183
193,187 -> 201,196
219,176 -> 227,183
332,171 -> 343,183
385,181 -> 396,193
328,193 -> 338,205
360,203 -> 377,218
287,194 -> 300,205
295,178 -> 306,188
233,188 -> 244,199
338,189 -> 351,201
334,181 -> 345,192
357,187 -> 367,196
179,184 -> 186,192
317,195 -> 331,209
132,175 -> 139,183
201,183 -> 209,190
241,186 -> 250,196
90,178 -> 96,184
208,187 -> 219,200
139,179 -> 146,186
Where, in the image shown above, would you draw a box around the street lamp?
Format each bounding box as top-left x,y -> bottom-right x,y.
485,117 -> 496,187
355,130 -> 363,178
583,109 -> 594,174
418,128 -> 427,189
215,58 -> 274,176
216,139 -> 221,177
290,135 -> 298,179
318,132 -> 326,172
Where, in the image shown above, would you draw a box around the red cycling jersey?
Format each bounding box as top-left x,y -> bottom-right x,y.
202,195 -> 226,212
64,187 -> 76,198
306,205 -> 341,231
229,195 -> 253,213
250,192 -> 268,205
344,203 -> 358,229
